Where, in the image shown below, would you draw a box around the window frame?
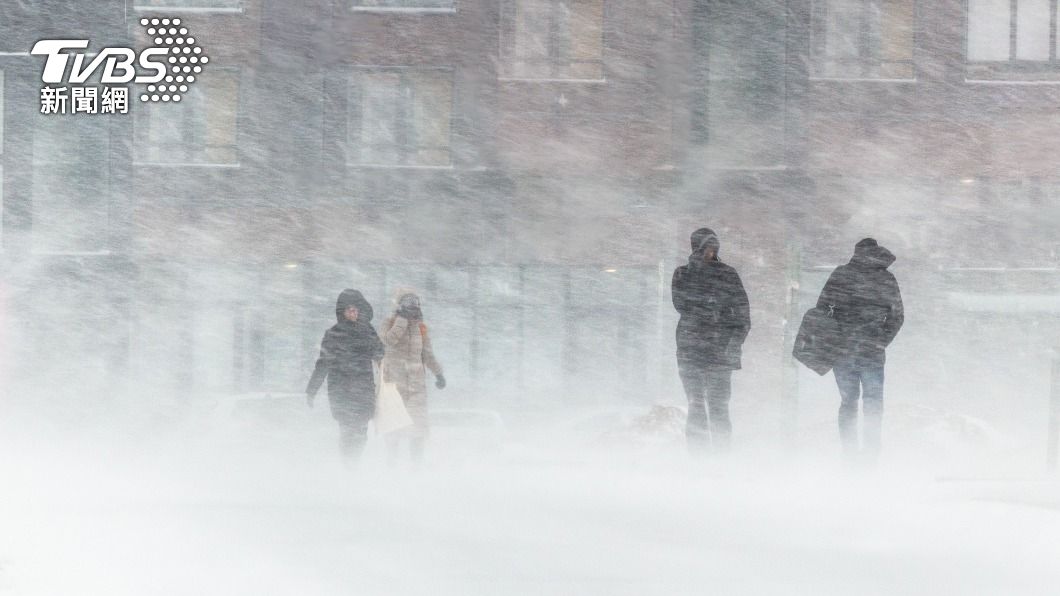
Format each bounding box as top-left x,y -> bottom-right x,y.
966,0 -> 1060,81
809,0 -> 918,82
132,66 -> 242,168
692,0 -> 788,168
498,0 -> 607,83
345,66 -> 456,170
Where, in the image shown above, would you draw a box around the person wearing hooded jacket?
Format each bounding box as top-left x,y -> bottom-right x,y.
381,291 -> 445,463
306,289 -> 385,464
815,238 -> 904,461
672,228 -> 751,453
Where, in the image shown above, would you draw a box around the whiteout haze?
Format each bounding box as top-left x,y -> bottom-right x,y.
2,1 -> 1059,595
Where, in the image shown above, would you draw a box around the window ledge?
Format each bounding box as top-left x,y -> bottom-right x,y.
30,250 -> 114,257
132,161 -> 241,168
965,78 -> 1060,85
132,6 -> 245,14
350,6 -> 456,14
705,165 -> 789,172
808,76 -> 917,83
498,77 -> 606,84
348,163 -> 454,170
942,267 -> 1060,272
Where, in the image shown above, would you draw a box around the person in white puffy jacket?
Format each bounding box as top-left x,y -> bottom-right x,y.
381,291 -> 445,463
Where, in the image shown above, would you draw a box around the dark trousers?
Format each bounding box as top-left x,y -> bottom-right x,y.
338,421 -> 369,463
679,363 -> 732,451
833,362 -> 885,458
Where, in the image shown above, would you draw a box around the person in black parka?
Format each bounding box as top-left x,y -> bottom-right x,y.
306,289 -> 385,463
815,238 -> 904,461
672,228 -> 751,452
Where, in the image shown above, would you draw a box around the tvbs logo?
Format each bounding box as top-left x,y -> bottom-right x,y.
32,40 -> 169,85
32,17 -> 208,114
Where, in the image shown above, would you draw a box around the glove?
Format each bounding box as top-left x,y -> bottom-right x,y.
306,393 -> 315,408
435,374 -> 446,390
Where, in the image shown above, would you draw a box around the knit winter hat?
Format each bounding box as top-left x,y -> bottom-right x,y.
855,237 -> 878,251
690,227 -> 720,258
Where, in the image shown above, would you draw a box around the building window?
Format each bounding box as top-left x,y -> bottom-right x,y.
31,116 -> 111,253
967,0 -> 1060,79
134,70 -> 239,165
696,2 -> 786,167
811,0 -> 915,79
943,178 -> 1060,266
500,0 -> 604,80
347,69 -> 453,167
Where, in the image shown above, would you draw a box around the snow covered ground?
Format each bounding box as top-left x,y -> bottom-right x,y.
1,398 -> 1059,596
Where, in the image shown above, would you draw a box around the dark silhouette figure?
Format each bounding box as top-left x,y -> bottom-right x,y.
672,228 -> 751,453
307,289 -> 385,464
815,238 -> 904,462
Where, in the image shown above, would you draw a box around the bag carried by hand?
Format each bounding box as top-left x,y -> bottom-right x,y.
792,306 -> 844,375
374,363 -> 413,434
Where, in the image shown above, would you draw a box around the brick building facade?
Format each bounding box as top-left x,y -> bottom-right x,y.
1,1 -> 1056,422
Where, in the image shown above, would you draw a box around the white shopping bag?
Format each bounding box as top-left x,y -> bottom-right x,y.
374,363 -> 413,435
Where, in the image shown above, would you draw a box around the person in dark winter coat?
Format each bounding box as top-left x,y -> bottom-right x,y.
672,228 -> 751,452
306,289 -> 386,463
815,238 -> 904,461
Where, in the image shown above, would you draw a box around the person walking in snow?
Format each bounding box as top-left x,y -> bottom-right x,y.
815,238 -> 904,463
381,291 -> 445,464
672,228 -> 751,453
306,289 -> 386,465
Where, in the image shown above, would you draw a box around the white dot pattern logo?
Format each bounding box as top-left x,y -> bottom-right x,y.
138,17 -> 208,103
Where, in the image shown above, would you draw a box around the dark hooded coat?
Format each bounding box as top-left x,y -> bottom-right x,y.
306,289 -> 386,425
672,229 -> 752,370
815,239 -> 904,368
